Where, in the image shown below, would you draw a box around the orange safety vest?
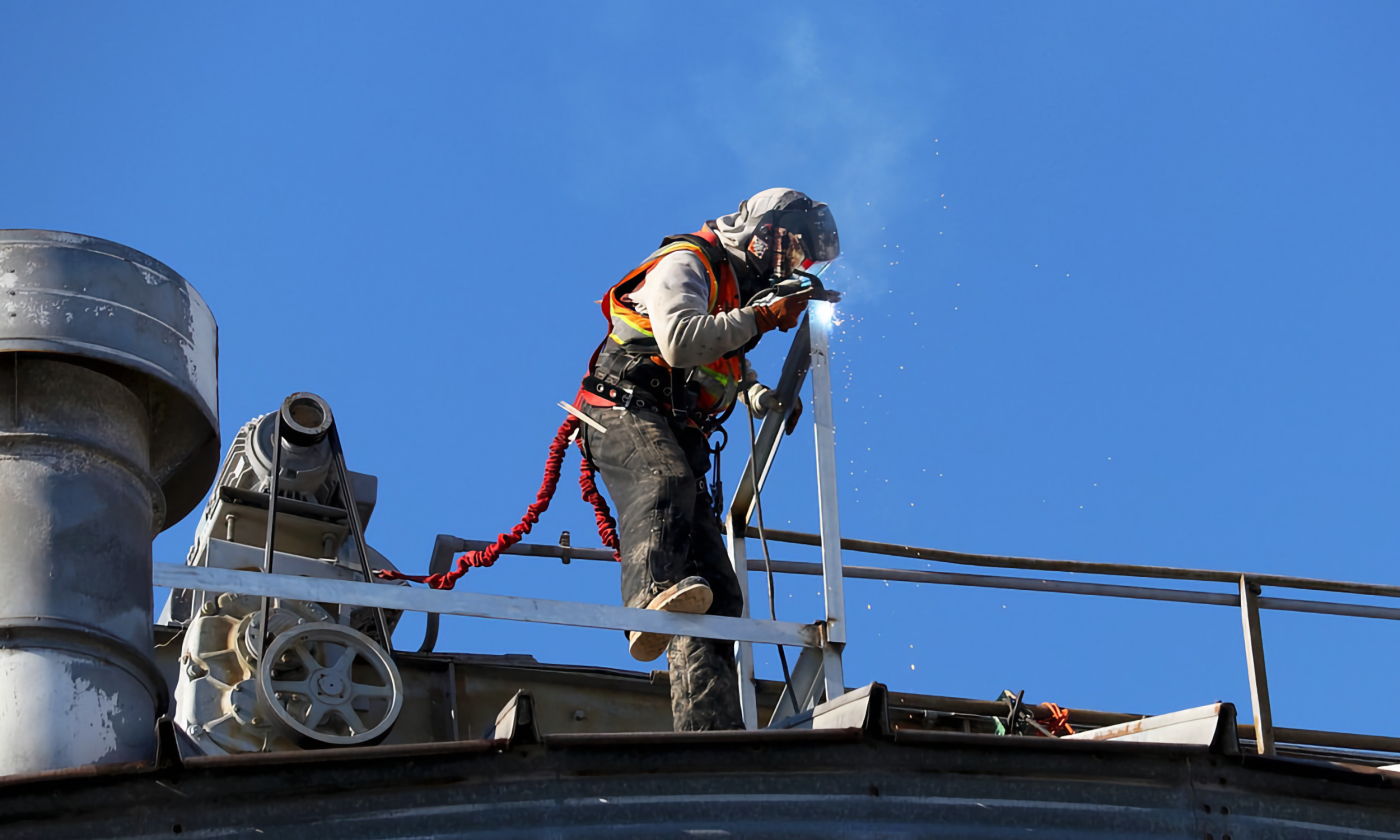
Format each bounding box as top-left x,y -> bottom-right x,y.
590,228 -> 745,418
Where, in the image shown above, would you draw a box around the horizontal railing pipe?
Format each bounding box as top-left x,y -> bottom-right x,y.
1242,725 -> 1400,757
481,541 -> 1400,620
757,559 -> 1400,621
747,527 -> 1400,601
465,539 -> 617,564
760,559 -> 1236,607
154,564 -> 822,649
478,540 -> 1400,618
1256,596 -> 1400,622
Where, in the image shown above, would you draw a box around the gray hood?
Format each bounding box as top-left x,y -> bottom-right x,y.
713,188 -> 809,254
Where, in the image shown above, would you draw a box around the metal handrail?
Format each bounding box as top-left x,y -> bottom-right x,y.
459,526 -> 1400,756
152,562 -> 824,651
457,537 -> 1400,621
747,527 -> 1400,600
738,524 -> 1397,754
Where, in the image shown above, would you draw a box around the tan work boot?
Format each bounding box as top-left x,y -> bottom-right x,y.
627,576 -> 714,662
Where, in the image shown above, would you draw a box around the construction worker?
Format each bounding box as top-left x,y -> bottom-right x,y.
575,188 -> 840,730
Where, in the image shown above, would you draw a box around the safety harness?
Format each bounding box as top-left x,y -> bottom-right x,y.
578,226 -> 745,432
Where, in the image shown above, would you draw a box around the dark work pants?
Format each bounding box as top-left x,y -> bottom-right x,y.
581,402 -> 745,731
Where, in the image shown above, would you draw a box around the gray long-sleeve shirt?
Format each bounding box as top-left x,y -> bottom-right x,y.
631,251 -> 758,369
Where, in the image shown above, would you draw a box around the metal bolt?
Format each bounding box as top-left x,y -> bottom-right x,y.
184,661 -> 206,679
200,601 -> 219,616
251,717 -> 264,726
187,724 -> 203,737
225,514 -> 236,541
572,709 -> 586,721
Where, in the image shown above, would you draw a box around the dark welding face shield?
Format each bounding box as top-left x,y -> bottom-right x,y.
790,201 -> 840,264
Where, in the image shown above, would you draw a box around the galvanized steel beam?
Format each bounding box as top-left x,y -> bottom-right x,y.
725,514 -> 759,730
726,317 -> 814,729
809,304 -> 846,662
1240,576 -> 1275,756
154,564 -> 823,649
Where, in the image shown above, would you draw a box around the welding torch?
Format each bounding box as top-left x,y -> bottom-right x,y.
746,269 -> 843,309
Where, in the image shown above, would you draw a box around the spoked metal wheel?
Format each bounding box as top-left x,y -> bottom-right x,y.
257,624 -> 403,747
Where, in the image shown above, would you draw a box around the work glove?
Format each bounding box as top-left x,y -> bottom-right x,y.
753,291 -> 811,334
745,382 -> 782,417
743,384 -> 804,436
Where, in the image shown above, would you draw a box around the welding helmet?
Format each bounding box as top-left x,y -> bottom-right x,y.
777,197 -> 841,265
714,189 -> 841,286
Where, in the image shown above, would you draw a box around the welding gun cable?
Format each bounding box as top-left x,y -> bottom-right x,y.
746,400 -> 796,705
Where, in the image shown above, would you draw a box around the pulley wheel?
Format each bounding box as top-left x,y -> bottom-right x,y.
280,391 -> 335,447
257,624 -> 403,747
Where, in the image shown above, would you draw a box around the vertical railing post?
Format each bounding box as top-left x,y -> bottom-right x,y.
726,320 -> 813,729
1239,575 -> 1275,756
809,302 -> 846,700
726,517 -> 758,730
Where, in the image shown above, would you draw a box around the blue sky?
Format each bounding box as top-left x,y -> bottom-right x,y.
6,2 -> 1399,734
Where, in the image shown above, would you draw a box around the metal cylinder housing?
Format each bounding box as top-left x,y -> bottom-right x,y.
0,231 -> 219,776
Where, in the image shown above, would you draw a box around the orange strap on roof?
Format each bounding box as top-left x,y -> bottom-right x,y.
1038,702 -> 1074,736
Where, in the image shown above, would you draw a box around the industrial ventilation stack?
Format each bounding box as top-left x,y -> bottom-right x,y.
0,231 -> 219,776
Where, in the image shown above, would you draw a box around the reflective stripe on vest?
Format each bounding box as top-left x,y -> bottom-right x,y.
606,241 -> 719,347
